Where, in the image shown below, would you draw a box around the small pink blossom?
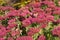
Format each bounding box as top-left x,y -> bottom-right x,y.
38,35 -> 46,40
0,16 -> 4,20
7,18 -> 17,29
8,18 -> 16,25
56,19 -> 60,23
7,37 -> 14,40
7,23 -> 17,29
16,36 -> 33,40
27,27 -> 40,36
6,10 -> 20,17
0,38 -> 5,40
46,15 -> 54,22
11,30 -> 20,37
40,23 -> 47,28
22,19 -> 31,27
0,25 -> 7,37
52,26 -> 60,37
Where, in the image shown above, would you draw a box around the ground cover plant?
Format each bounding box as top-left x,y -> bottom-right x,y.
0,0 -> 60,40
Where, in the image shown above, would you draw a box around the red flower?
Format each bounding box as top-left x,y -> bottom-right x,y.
7,23 -> 17,29
22,19 -> 31,27
56,19 -> 60,23
0,25 -> 7,37
7,18 -> 17,29
36,15 -> 47,23
8,18 -> 16,25
11,30 -> 20,37
40,23 -> 47,28
0,6 -> 14,11
0,16 -> 4,20
7,37 -> 14,40
53,10 -> 60,15
6,10 -> 20,17
27,27 -> 40,36
0,38 -> 5,40
46,15 -> 54,22
16,36 -> 33,40
28,2 -> 41,8
38,35 -> 46,40
52,26 -> 60,37
27,31 -> 35,36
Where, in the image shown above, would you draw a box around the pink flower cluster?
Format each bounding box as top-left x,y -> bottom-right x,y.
27,27 -> 40,36
38,35 -> 46,40
52,26 -> 60,37
0,0 -> 60,40
16,36 -> 33,40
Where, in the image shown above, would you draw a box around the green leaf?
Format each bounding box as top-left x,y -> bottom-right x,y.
2,19 -> 8,26
32,33 -> 39,40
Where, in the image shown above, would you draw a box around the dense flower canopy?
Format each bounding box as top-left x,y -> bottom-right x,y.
0,0 -> 60,40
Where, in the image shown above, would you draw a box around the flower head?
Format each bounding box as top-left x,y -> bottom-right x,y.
16,36 -> 33,40
38,35 -> 46,40
52,26 -> 60,37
